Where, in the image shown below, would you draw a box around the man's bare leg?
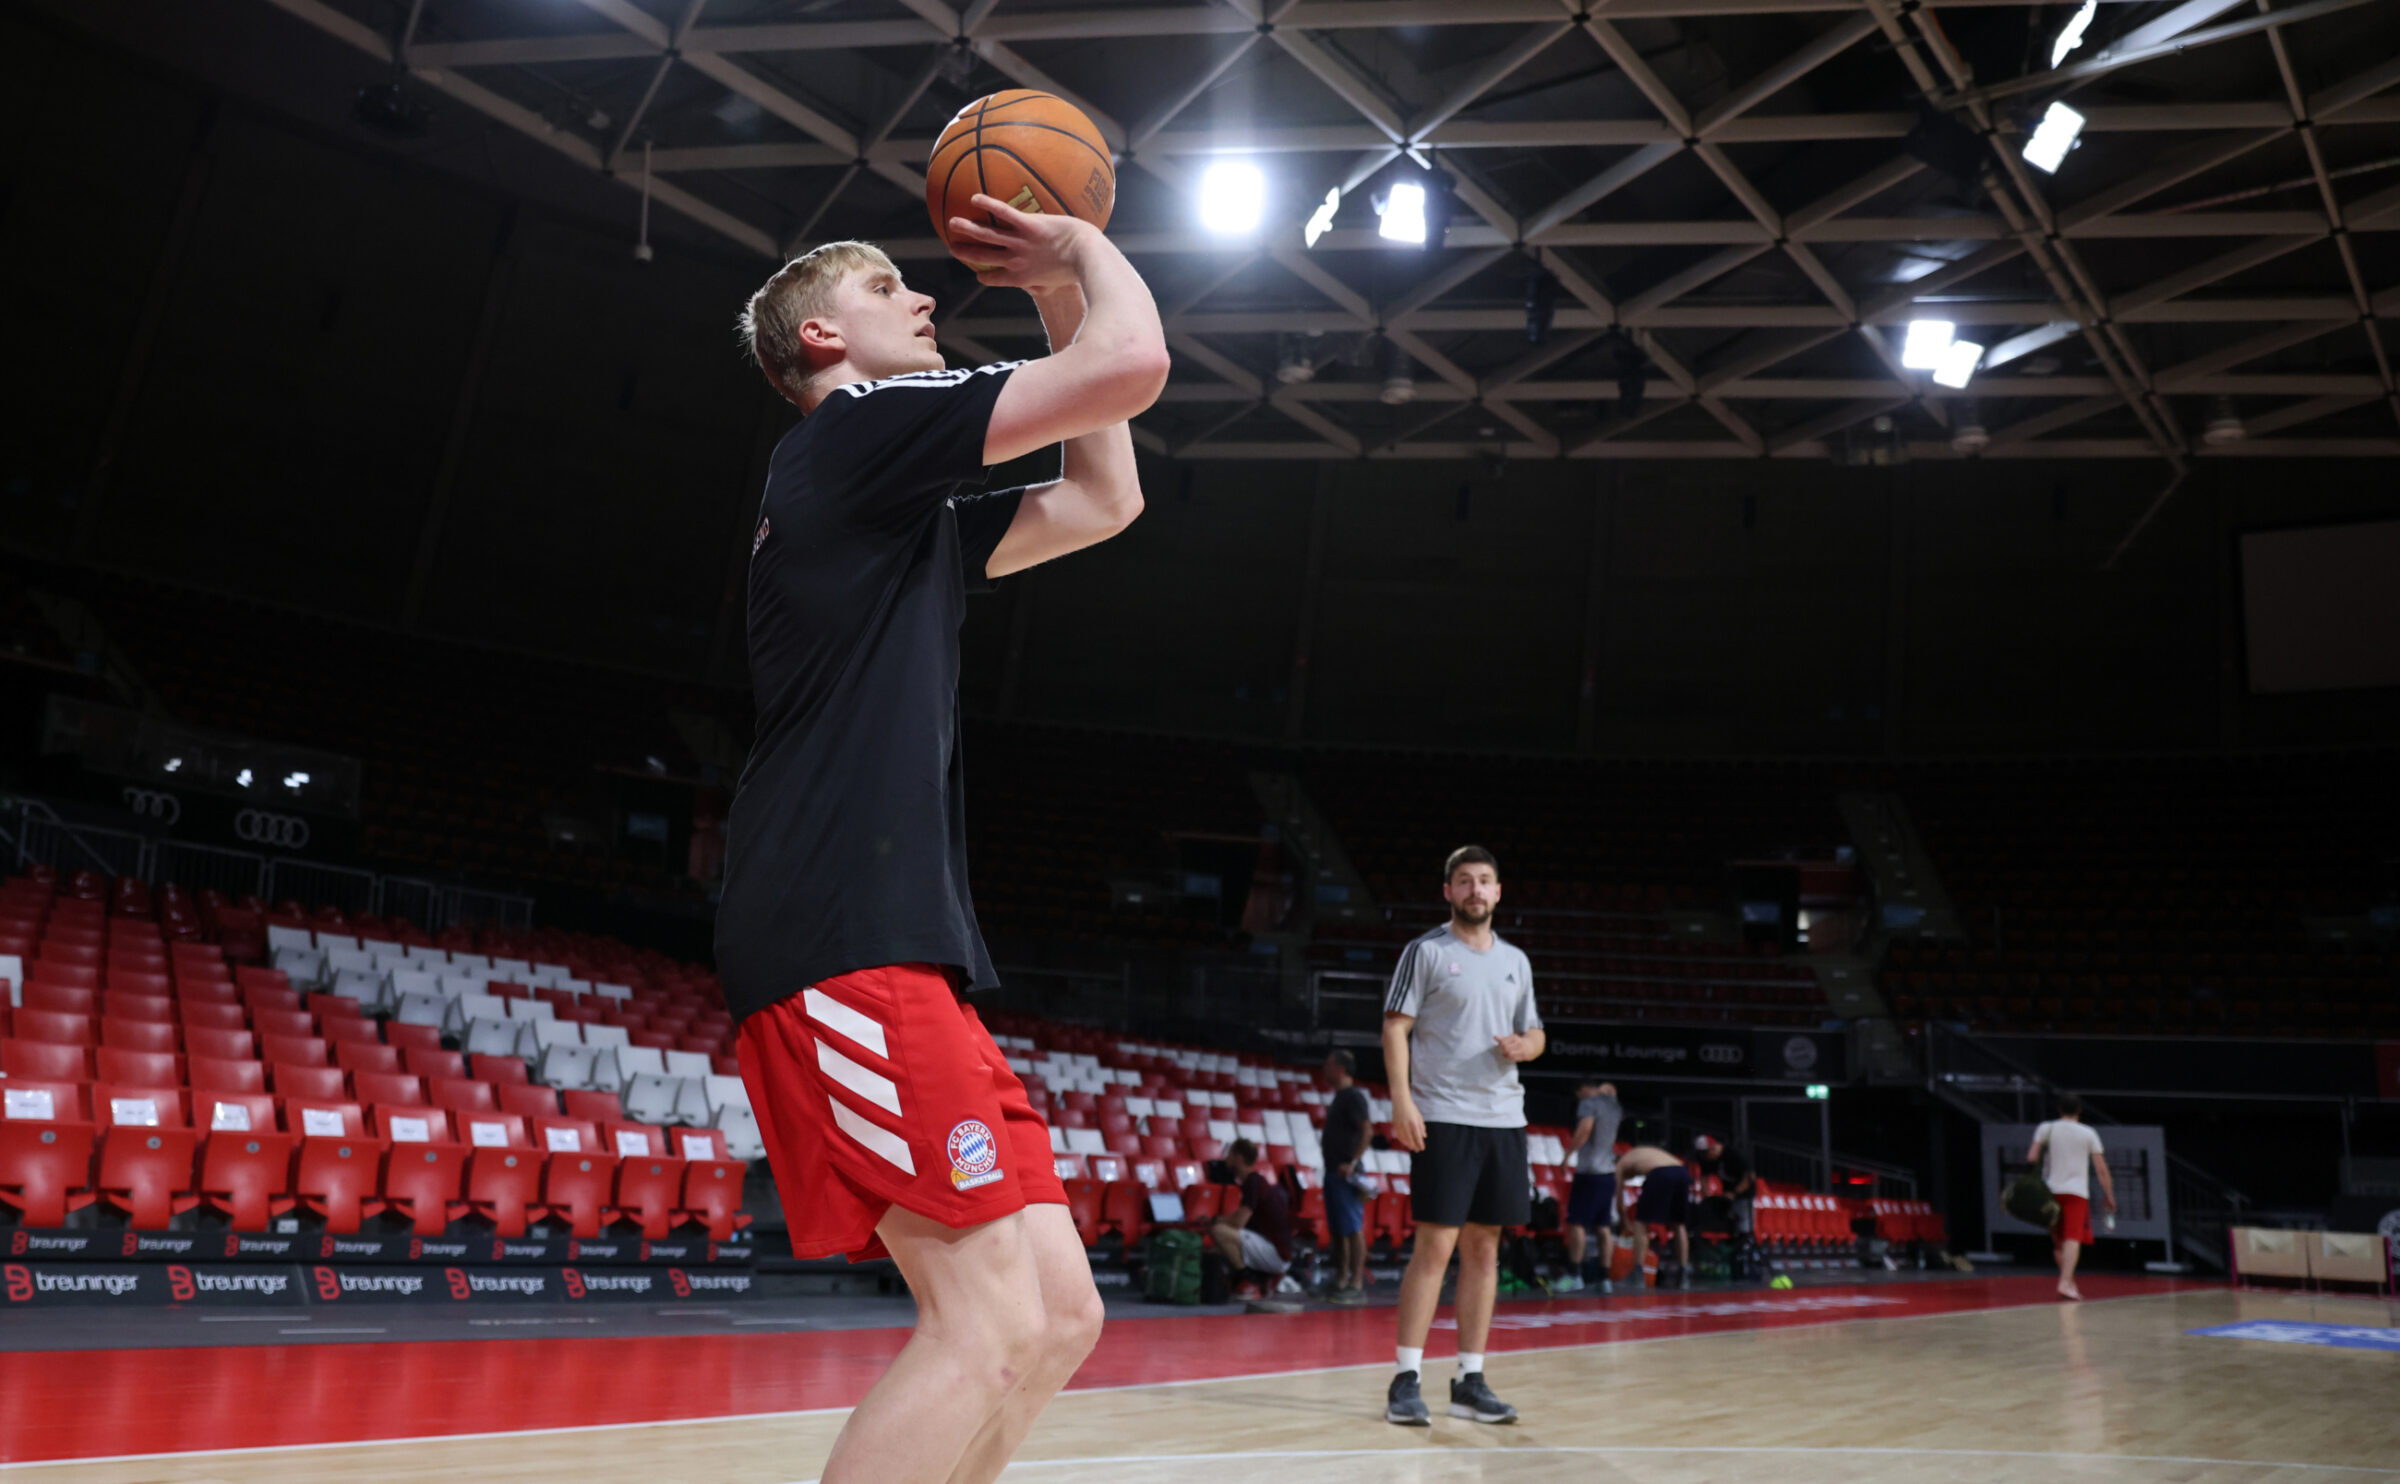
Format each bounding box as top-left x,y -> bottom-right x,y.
1452,1223 -> 1500,1355
1395,1223 -> 1461,1352
1564,1223 -> 1586,1275
1341,1231 -> 1366,1288
817,1206 -> 1047,1484
2057,1236 -> 2083,1299
944,1204 -> 1104,1484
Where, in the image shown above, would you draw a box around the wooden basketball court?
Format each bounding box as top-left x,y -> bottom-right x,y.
2,1277 -> 2393,1481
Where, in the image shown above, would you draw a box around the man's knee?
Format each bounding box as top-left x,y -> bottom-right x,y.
1047,1276 -> 1106,1365
1410,1224 -> 1460,1263
1457,1222 -> 1501,1258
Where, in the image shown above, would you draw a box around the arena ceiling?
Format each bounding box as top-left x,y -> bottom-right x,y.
260,0 -> 2400,464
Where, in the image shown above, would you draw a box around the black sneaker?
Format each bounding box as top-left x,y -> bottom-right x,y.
1385,1369 -> 1431,1426
1449,1371 -> 1518,1424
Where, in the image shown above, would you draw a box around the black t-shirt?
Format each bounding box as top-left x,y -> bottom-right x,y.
1710,1149 -> 1755,1196
1238,1170 -> 1294,1262
1321,1085 -> 1370,1168
715,362 -> 1028,1024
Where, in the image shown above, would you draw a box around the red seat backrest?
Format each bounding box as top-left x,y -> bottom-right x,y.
428,1077 -> 498,1113
403,1048 -> 468,1080
14,1009 -> 95,1047
0,1079 -> 89,1122
187,1055 -> 268,1094
499,1084 -> 561,1120
94,1083 -> 190,1129
370,1105 -> 455,1143
456,1110 -> 530,1150
260,1033 -> 329,1067
269,1064 -> 347,1100
529,1116 -> 601,1155
281,1098 -> 368,1138
2,1039 -> 93,1082
95,1047 -> 181,1085
352,1072 -> 427,1107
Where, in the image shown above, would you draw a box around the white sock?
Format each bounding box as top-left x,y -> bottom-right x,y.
1396,1346 -> 1423,1376
1457,1352 -> 1484,1376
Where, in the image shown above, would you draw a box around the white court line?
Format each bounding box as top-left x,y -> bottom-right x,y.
783,1444 -> 2400,1484
0,1285 -> 2210,1473
197,1316 -> 299,1323
278,1328 -> 386,1336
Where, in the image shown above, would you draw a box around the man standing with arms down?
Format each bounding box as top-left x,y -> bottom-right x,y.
2029,1093 -> 2115,1300
718,194 -> 1169,1484
1557,1077 -> 1621,1292
1383,846 -> 1544,1427
1318,1049 -> 1373,1303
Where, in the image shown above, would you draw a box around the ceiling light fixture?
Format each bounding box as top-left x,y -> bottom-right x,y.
2050,0 -> 2098,68
2023,102 -> 2086,174
1198,160 -> 1265,236
1931,337 -> 1985,389
1901,320 -> 1957,371
1303,187 -> 1341,249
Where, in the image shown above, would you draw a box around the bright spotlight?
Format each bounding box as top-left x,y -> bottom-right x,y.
1901,320 -> 1956,371
1376,180 -> 1427,244
235,768 -> 253,788
1198,160 -> 1264,235
1931,338 -> 1984,389
284,771 -> 311,789
2022,102 -> 2085,174
1303,187 -> 1341,249
2050,0 -> 2097,67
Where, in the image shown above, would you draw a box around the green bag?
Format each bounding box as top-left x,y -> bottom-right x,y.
1144,1229 -> 1204,1305
2003,1173 -> 2059,1229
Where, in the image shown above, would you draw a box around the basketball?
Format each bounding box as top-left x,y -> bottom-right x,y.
927,89 -> 1115,266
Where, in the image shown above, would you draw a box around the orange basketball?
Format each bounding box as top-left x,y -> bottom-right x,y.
927,90 -> 1115,267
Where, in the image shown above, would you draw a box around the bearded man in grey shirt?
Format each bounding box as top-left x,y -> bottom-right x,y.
1382,845 -> 1543,1429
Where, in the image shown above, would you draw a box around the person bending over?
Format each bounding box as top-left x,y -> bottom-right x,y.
1617,1144 -> 1695,1286
717,195 -> 1169,1484
1209,1138 -> 1295,1301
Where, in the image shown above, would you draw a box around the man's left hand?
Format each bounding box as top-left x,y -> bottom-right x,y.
1495,1033 -> 1539,1063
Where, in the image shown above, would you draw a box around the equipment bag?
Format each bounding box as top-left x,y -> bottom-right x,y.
2003,1173 -> 2059,1229
1143,1229 -> 1205,1305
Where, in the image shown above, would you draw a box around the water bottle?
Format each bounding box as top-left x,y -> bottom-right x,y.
2102,1210 -> 2116,1233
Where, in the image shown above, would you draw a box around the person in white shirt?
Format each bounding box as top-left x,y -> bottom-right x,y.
2027,1094 -> 2116,1300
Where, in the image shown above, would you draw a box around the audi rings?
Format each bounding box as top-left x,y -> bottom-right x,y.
234,809 -> 310,849
122,788 -> 182,825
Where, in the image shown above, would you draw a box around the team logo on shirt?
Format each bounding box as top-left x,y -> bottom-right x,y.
1446,961 -> 1461,975
752,514 -> 771,554
947,1120 -> 1002,1191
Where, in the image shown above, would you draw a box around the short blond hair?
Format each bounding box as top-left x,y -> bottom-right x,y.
738,240 -> 897,408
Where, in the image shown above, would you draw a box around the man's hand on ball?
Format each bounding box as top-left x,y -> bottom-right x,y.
947,194 -> 1089,289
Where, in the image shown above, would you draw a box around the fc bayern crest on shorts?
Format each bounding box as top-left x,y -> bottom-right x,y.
947,1119 -> 1003,1191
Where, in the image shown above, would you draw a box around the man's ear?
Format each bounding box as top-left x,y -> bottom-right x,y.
797,314 -> 844,361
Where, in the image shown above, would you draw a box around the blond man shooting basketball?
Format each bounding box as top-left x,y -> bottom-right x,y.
718,194 -> 1167,1484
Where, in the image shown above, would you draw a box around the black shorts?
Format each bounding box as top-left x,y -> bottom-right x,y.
1633,1164 -> 1692,1227
1411,1123 -> 1530,1229
1567,1172 -> 1617,1229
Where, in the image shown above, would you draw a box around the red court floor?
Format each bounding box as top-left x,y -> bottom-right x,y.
0,1275 -> 2201,1465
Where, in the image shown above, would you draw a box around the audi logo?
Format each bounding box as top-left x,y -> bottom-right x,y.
235,810 -> 311,849
122,788 -> 181,825
1699,1045 -> 1746,1065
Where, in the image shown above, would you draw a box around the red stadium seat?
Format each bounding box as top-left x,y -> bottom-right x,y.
371,1106 -> 467,1236
99,1016 -> 179,1053
602,1123 -> 686,1239
669,1126 -> 751,1242
0,1114 -> 98,1227
1100,1180 -> 1151,1244
429,1077 -> 498,1114
1140,1133 -> 1181,1160
458,1111 -> 542,1235
385,1023 -> 445,1055
2,1039 -> 93,1083
561,1089 -> 623,1123
499,1084 -> 561,1120
322,1017 -> 381,1047
334,1041 -> 403,1075
99,992 -> 174,1023
270,1064 -> 347,1101
21,983 -> 97,1016
189,1055 -> 267,1094
196,1092 -> 298,1230
530,1118 -> 618,1237
352,1071 -> 426,1107
183,1026 -> 256,1060
260,1033 -> 329,1067
1063,1179 -> 1107,1247
176,979 -> 240,1007
403,1048 -> 468,1080
471,1054 -> 529,1086
94,1086 -> 199,1229
95,1047 -> 181,1086
294,1127 -> 387,1233
14,1009 -> 95,1047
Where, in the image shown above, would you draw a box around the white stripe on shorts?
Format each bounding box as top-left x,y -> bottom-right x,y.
815,1036 -> 902,1116
828,1096 -> 916,1176
805,986 -> 889,1058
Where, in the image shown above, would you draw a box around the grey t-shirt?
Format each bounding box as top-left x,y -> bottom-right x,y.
1574,1094 -> 1622,1175
1385,923 -> 1541,1129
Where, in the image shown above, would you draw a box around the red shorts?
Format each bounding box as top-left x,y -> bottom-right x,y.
738,963 -> 1065,1262
2054,1193 -> 2092,1245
